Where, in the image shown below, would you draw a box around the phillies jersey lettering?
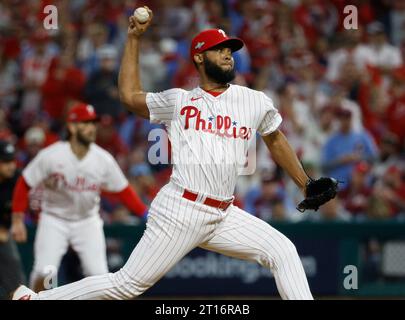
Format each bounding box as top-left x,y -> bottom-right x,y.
180,105 -> 253,140
146,84 -> 282,198
43,173 -> 99,192
23,141 -> 128,220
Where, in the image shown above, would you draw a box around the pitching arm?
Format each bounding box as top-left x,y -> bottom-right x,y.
118,6 -> 153,119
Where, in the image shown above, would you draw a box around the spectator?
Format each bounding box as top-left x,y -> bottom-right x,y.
239,0 -> 274,74
365,22 -> 403,77
373,132 -> 403,180
384,66 -> 405,145
17,126 -> 46,167
0,109 -> 15,143
160,0 -> 193,39
84,45 -> 123,119
326,27 -> 373,82
384,0 -> 405,47
139,38 -> 168,92
20,31 -> 54,118
276,82 -> 314,158
339,161 -> 373,220
0,40 -> 19,112
369,165 -> 405,219
326,85 -> 363,132
321,107 -> 378,187
294,0 -> 338,46
77,23 -> 109,75
314,105 -> 338,147
41,52 -> 86,124
96,115 -> 129,170
244,170 -> 293,221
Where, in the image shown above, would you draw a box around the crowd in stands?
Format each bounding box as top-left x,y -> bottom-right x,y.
0,0 -> 404,224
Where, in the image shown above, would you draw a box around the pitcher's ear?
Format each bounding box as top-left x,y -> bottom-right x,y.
194,53 -> 204,65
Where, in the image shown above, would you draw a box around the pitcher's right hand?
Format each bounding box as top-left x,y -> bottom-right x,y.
128,6 -> 153,38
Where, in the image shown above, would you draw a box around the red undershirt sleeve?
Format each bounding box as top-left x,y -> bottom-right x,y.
101,185 -> 147,218
12,176 -> 31,213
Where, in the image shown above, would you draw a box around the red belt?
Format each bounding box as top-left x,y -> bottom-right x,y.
182,189 -> 233,211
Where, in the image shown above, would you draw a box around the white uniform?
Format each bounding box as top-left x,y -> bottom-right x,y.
35,85 -> 313,299
24,141 -> 128,286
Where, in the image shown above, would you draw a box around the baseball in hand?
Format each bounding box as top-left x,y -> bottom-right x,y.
134,7 -> 149,24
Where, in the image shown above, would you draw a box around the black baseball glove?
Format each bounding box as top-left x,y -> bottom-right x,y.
296,177 -> 339,212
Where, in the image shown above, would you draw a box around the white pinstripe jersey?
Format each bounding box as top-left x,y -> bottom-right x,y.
23,141 -> 128,220
146,84 -> 282,198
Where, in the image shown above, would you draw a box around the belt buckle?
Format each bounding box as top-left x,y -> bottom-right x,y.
218,199 -> 232,211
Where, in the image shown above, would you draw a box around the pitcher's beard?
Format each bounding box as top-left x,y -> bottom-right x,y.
203,58 -> 235,84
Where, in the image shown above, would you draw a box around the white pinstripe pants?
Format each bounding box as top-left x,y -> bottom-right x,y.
36,182 -> 313,300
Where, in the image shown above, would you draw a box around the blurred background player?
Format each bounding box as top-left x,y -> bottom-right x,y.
11,102 -> 147,292
0,140 -> 25,299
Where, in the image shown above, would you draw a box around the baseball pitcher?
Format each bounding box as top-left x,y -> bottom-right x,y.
13,7 -> 336,300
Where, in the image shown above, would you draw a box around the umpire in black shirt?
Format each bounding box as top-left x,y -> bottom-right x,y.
0,140 -> 26,299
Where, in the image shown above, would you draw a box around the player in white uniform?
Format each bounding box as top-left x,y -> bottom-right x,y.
13,8 -> 320,300
11,102 -> 147,292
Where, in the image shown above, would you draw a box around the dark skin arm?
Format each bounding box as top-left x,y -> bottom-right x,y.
262,129 -> 309,195
118,6 -> 153,119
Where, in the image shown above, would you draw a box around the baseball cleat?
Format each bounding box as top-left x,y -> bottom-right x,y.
12,285 -> 38,300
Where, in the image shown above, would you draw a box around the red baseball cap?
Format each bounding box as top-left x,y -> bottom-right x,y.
67,103 -> 99,122
190,29 -> 244,60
